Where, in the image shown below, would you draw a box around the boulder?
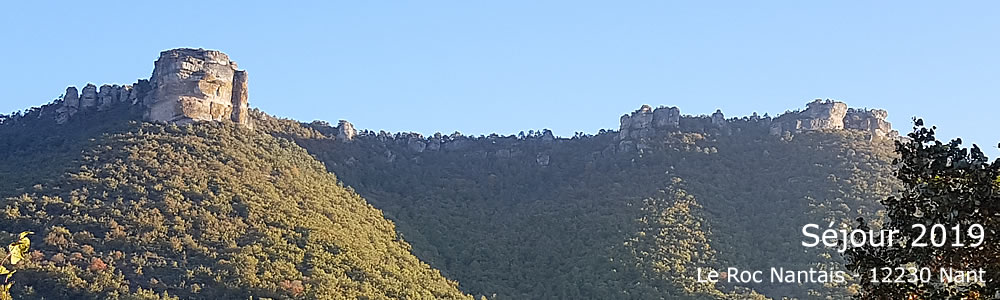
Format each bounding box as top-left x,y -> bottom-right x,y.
536,153 -> 550,166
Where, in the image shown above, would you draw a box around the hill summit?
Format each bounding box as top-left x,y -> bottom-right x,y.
40,48 -> 251,127
8,48 -> 897,148
0,47 -> 910,299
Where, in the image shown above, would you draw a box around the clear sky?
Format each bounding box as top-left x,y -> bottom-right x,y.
2,1 -> 998,155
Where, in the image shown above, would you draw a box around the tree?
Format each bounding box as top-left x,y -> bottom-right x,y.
0,232 -> 32,300
846,119 -> 1000,299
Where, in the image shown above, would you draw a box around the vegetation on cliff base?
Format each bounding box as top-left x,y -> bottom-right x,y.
269,115 -> 899,299
0,106 -> 904,299
847,120 -> 1000,299
0,112 -> 470,299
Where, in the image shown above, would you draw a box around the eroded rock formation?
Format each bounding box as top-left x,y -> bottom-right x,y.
770,99 -> 894,138
337,120 -> 357,141
80,84 -> 98,108
618,105 -> 680,140
147,48 -> 248,125
775,99 -> 849,131
844,108 -> 894,137
230,70 -> 249,125
711,109 -> 725,127
615,99 -> 895,151
49,48 -> 251,127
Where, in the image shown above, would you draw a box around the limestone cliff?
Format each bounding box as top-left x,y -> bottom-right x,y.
147,48 -> 249,125
613,99 -> 896,152
337,120 -> 357,141
618,105 -> 680,140
770,99 -> 895,138
10,49 -> 896,154
46,48 -> 250,127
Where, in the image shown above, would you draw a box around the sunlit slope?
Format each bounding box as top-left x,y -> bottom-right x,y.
0,118 -> 470,299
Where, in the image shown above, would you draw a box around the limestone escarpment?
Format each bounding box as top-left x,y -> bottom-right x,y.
146,49 -> 247,124
315,99 -> 896,162
618,105 -> 680,140
35,48 -> 251,127
770,99 -> 895,138
613,99 -> 895,152
844,108 -> 893,137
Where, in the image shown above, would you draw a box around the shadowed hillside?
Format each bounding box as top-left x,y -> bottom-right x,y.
252,107 -> 900,299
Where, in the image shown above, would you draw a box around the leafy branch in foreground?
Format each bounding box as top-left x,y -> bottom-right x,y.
846,119 -> 1000,299
0,232 -> 32,300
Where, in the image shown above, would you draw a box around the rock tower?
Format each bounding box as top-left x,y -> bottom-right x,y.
52,48 -> 251,127
146,48 -> 250,125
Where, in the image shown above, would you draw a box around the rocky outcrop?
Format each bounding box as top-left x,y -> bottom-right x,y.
337,120 -> 357,141
618,105 -> 680,140
768,99 -> 894,138
711,109 -> 725,127
80,84 -> 98,108
230,70 -> 249,125
653,106 -> 680,128
55,87 -> 81,124
48,48 -> 252,127
770,99 -> 847,134
118,85 -> 132,104
612,99 -> 893,146
64,87 -> 80,109
98,84 -> 114,109
146,48 -> 248,125
844,108 -> 895,137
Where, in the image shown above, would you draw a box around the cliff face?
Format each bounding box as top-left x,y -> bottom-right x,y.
609,99 -> 895,153
15,49 -> 893,148
618,105 -> 680,140
769,99 -> 895,138
147,49 -> 248,124
50,48 -> 250,127
844,108 -> 893,137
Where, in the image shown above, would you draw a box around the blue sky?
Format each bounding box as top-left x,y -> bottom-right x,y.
2,1 -> 998,154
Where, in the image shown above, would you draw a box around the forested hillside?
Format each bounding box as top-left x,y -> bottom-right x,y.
0,107 -> 470,299
0,102 -> 902,299
269,114 -> 900,299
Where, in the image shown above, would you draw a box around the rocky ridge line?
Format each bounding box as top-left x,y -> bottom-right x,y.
22,48 -> 251,127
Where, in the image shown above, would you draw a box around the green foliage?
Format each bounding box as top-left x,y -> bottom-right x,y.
846,120 -> 1000,299
622,182 -> 766,299
0,232 -> 33,300
280,120 -> 898,299
0,112 -> 471,299
0,105 -> 902,299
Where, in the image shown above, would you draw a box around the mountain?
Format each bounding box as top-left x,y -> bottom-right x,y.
2,48 -> 904,299
279,104 -> 899,299
0,106 -> 470,298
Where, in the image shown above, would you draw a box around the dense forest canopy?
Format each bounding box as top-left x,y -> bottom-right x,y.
257,111 -> 901,299
0,101 -> 922,299
0,107 -> 470,299
847,120 -> 1000,299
